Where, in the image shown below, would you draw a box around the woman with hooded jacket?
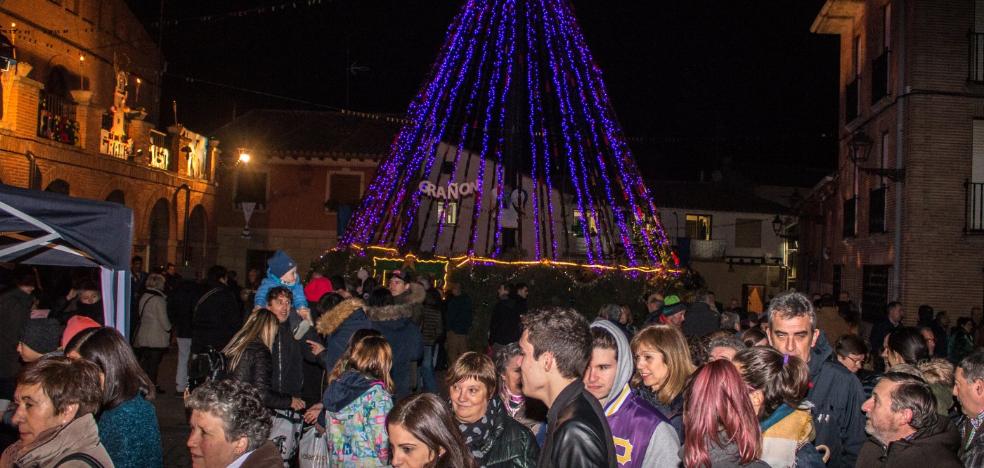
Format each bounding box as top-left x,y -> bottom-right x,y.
363,281 -> 424,400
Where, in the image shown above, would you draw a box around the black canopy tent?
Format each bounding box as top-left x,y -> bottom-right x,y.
0,184 -> 133,335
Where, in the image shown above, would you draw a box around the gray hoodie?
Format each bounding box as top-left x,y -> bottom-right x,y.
590,319 -> 681,468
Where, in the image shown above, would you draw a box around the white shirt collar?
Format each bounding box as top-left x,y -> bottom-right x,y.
226,450 -> 254,468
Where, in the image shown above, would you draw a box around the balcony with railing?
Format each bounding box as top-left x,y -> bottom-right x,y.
966,180 -> 984,233
37,90 -> 79,146
871,51 -> 889,103
845,78 -> 860,122
970,32 -> 984,83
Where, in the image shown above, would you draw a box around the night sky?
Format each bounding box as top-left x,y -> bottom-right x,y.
127,0 -> 840,184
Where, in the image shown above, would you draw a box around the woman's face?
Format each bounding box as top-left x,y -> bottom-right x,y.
837,353 -> 865,373
79,290 -> 100,305
634,345 -> 670,390
501,355 -> 523,395
388,423 -> 438,468
882,334 -> 903,367
618,307 -> 632,325
450,377 -> 489,424
11,383 -> 72,445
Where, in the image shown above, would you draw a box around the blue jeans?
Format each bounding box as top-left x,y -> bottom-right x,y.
419,344 -> 438,393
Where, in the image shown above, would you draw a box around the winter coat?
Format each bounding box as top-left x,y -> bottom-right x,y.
49,296 -> 104,326
191,284 -> 242,353
270,312 -> 314,403
419,303 -> 444,346
446,292 -> 474,335
315,298 -> 372,373
473,402 -> 539,468
253,270 -> 309,311
681,301 -> 720,338
805,333 -> 867,468
760,404 -> 825,468
958,414 -> 984,467
856,416 -> 963,468
0,414 -> 113,468
167,279 -> 200,339
537,381 -> 615,468
0,287 -> 32,381
365,285 -> 424,399
240,440 -> 282,468
322,371 -> 392,466
97,394 -> 163,468
949,328 -> 975,364
135,289 -> 171,349
636,386 -> 685,443
489,297 -> 523,345
231,340 -> 292,409
816,305 -> 854,344
591,320 -> 680,468
698,432 -> 770,468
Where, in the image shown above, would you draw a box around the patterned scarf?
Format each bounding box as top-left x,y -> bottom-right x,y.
501,387 -> 525,419
457,397 -> 503,463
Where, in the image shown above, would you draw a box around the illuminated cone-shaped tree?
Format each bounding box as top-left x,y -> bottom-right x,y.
341,0 -> 676,270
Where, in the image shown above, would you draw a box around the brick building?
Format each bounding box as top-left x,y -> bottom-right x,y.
212,109 -> 400,275
0,0 -> 218,275
803,0 -> 984,320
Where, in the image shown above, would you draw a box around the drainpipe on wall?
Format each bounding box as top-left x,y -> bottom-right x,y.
893,0 -> 906,302
24,151 -> 37,189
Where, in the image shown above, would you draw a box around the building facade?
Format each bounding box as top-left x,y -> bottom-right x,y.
212,109 -> 399,275
651,181 -> 794,314
0,0 -> 218,275
806,0 -> 984,320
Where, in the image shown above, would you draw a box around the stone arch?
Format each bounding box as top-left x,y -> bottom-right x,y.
186,205 -> 208,275
44,179 -> 70,195
148,198 -> 170,270
105,190 -> 126,205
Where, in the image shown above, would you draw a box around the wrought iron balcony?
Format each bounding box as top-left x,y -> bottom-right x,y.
37,90 -> 79,146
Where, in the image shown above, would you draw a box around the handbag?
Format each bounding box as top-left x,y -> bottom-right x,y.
298,425 -> 330,468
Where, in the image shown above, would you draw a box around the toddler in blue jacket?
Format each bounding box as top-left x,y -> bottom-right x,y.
253,250 -> 309,313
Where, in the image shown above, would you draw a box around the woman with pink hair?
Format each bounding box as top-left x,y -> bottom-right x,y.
683,360 -> 769,468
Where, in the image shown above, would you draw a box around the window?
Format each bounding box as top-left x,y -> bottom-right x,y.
882,3 -> 891,52
847,35 -> 862,121
437,201 -> 458,225
685,214 -> 712,240
326,172 -> 362,206
234,170 -> 268,209
734,218 -> 762,248
973,1 -> 984,81
862,265 -> 891,321
869,187 -> 886,233
969,120 -> 984,230
572,209 -> 599,235
843,197 -> 857,238
832,265 -> 843,299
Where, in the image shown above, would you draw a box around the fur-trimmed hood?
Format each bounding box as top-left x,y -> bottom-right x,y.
365,283 -> 426,322
317,298 -> 366,336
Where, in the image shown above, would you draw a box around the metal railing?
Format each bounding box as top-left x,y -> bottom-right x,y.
37,90 -> 79,146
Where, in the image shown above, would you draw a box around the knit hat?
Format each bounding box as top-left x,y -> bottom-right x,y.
60,315 -> 101,349
661,295 -> 686,317
390,269 -> 415,284
304,277 -> 334,303
20,319 -> 63,355
267,250 -> 297,279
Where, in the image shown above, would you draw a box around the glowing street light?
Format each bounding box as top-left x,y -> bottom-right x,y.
238,150 -> 251,165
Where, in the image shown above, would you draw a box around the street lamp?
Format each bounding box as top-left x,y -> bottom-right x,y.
238,149 -> 251,165
772,215 -> 784,237
849,130 -> 905,181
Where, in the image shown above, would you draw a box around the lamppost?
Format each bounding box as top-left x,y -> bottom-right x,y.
849,130 -> 905,182
235,148 -> 254,239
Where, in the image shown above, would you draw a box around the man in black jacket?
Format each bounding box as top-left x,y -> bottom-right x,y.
168,278 -> 200,393
0,266 -> 36,400
519,307 -> 615,468
766,292 -> 866,468
489,283 -> 521,351
190,265 -> 241,354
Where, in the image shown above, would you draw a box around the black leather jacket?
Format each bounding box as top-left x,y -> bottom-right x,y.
538,381 -> 616,468
231,340 -> 291,409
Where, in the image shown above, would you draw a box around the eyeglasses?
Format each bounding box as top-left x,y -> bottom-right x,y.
844,354 -> 866,366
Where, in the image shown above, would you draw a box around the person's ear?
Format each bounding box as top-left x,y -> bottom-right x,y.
973,379 -> 984,398
898,408 -> 914,428
59,403 -> 80,424
232,436 -> 249,455
542,352 -> 554,374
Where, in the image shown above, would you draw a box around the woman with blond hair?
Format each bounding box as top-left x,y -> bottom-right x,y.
319,333 -> 394,466
222,308 -> 294,410
631,324 -> 695,440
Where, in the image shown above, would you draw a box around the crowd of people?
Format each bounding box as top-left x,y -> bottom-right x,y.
3,252 -> 984,467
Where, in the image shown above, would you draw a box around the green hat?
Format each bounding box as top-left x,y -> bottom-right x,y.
661,295 -> 686,317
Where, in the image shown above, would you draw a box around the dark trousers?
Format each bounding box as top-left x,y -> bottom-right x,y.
136,347 -> 168,386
